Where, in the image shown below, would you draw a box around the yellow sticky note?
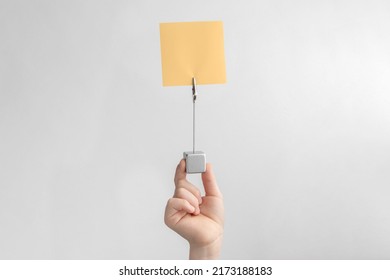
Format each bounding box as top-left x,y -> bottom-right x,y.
160,21 -> 226,86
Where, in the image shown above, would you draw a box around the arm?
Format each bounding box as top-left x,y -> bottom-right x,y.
164,159 -> 224,259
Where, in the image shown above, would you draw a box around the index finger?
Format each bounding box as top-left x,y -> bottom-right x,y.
174,159 -> 187,185
174,159 -> 203,204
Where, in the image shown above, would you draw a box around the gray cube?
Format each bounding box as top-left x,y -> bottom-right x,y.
183,151 -> 206,174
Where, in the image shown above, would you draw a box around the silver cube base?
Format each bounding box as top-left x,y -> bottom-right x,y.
183,151 -> 206,174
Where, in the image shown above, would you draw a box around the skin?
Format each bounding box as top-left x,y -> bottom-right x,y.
164,159 -> 224,260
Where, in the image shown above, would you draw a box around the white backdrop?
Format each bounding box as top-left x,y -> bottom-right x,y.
1,0 -> 390,259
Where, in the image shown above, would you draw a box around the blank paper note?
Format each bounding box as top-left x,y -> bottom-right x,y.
159,21 -> 226,86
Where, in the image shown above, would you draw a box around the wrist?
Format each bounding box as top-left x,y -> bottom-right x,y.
189,236 -> 223,260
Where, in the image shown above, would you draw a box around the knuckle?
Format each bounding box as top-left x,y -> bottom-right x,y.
176,180 -> 187,189
174,178 -> 185,187
167,197 -> 175,206
175,187 -> 185,197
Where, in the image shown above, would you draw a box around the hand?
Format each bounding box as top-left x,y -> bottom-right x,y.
164,159 -> 224,259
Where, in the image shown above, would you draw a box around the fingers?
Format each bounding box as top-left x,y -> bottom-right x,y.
174,159 -> 202,204
174,187 -> 201,215
166,197 -> 195,215
170,159 -> 221,221
202,163 -> 222,197
164,198 -> 195,227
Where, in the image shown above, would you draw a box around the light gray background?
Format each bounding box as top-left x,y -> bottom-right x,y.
1,0 -> 390,259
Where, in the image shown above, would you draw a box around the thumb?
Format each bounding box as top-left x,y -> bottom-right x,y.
201,163 -> 222,197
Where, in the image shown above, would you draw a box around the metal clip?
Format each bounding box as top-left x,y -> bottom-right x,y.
192,77 -> 197,103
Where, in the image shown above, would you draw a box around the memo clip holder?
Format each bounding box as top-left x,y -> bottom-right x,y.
183,77 -> 206,174
159,21 -> 227,173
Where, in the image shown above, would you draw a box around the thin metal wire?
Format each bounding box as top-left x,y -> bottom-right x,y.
193,100 -> 195,153
192,77 -> 197,153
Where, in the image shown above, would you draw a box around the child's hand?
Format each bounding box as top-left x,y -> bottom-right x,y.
164,159 -> 224,259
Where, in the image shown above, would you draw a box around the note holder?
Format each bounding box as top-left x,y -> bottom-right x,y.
159,21 -> 226,173
183,77 -> 206,173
